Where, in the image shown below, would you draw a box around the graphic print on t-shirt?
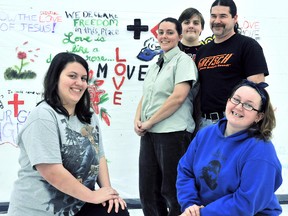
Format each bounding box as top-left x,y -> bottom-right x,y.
197,53 -> 233,71
200,160 -> 222,190
43,119 -> 100,215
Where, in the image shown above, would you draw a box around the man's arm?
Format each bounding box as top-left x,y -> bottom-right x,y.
247,73 -> 265,83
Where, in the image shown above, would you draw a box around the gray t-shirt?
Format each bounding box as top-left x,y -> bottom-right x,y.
8,101 -> 104,216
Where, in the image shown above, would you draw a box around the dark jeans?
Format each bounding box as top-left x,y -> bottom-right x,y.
139,131 -> 192,216
75,202 -> 130,216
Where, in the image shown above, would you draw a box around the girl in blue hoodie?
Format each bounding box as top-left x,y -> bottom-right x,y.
177,79 -> 282,216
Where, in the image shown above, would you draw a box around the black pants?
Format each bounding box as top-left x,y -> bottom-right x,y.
139,131 -> 192,216
75,202 -> 130,216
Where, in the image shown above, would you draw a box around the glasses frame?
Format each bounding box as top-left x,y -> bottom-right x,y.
229,97 -> 260,112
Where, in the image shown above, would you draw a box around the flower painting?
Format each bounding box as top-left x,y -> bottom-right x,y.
4,41 -> 39,80
87,69 -> 110,126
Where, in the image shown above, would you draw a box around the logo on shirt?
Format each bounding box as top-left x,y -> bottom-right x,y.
197,53 -> 233,71
200,160 -> 222,190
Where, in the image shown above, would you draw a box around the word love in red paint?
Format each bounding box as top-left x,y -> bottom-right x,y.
113,47 -> 127,105
242,21 -> 260,29
39,15 -> 62,23
241,20 -> 260,39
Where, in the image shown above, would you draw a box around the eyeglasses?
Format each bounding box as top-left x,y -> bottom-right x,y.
229,97 -> 260,112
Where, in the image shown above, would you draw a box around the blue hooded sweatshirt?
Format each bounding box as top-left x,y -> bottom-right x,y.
177,118 -> 282,216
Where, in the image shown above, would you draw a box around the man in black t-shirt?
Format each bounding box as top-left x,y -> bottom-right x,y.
195,0 -> 269,128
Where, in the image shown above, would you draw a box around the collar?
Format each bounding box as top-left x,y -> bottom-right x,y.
162,46 -> 181,63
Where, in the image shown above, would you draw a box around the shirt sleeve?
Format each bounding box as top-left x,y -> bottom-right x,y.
175,53 -> 198,85
22,117 -> 62,167
242,38 -> 269,77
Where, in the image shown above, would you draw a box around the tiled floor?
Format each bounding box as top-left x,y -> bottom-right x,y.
128,209 -> 144,216
283,204 -> 288,215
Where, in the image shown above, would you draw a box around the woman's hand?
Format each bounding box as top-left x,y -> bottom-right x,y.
91,187 -> 119,204
140,120 -> 153,131
134,120 -> 146,136
180,204 -> 204,216
102,194 -> 127,213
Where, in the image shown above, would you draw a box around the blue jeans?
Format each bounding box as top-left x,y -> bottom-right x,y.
139,131 -> 192,216
199,117 -> 217,129
199,114 -> 225,130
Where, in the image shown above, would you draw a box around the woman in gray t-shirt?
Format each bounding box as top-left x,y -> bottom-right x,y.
8,52 -> 129,216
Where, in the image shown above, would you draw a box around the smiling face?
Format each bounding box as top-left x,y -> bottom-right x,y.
57,62 -> 88,115
157,21 -> 182,53
225,86 -> 264,135
210,5 -> 237,43
181,15 -> 203,45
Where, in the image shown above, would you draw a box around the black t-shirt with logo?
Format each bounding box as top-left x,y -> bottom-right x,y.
195,34 -> 269,114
